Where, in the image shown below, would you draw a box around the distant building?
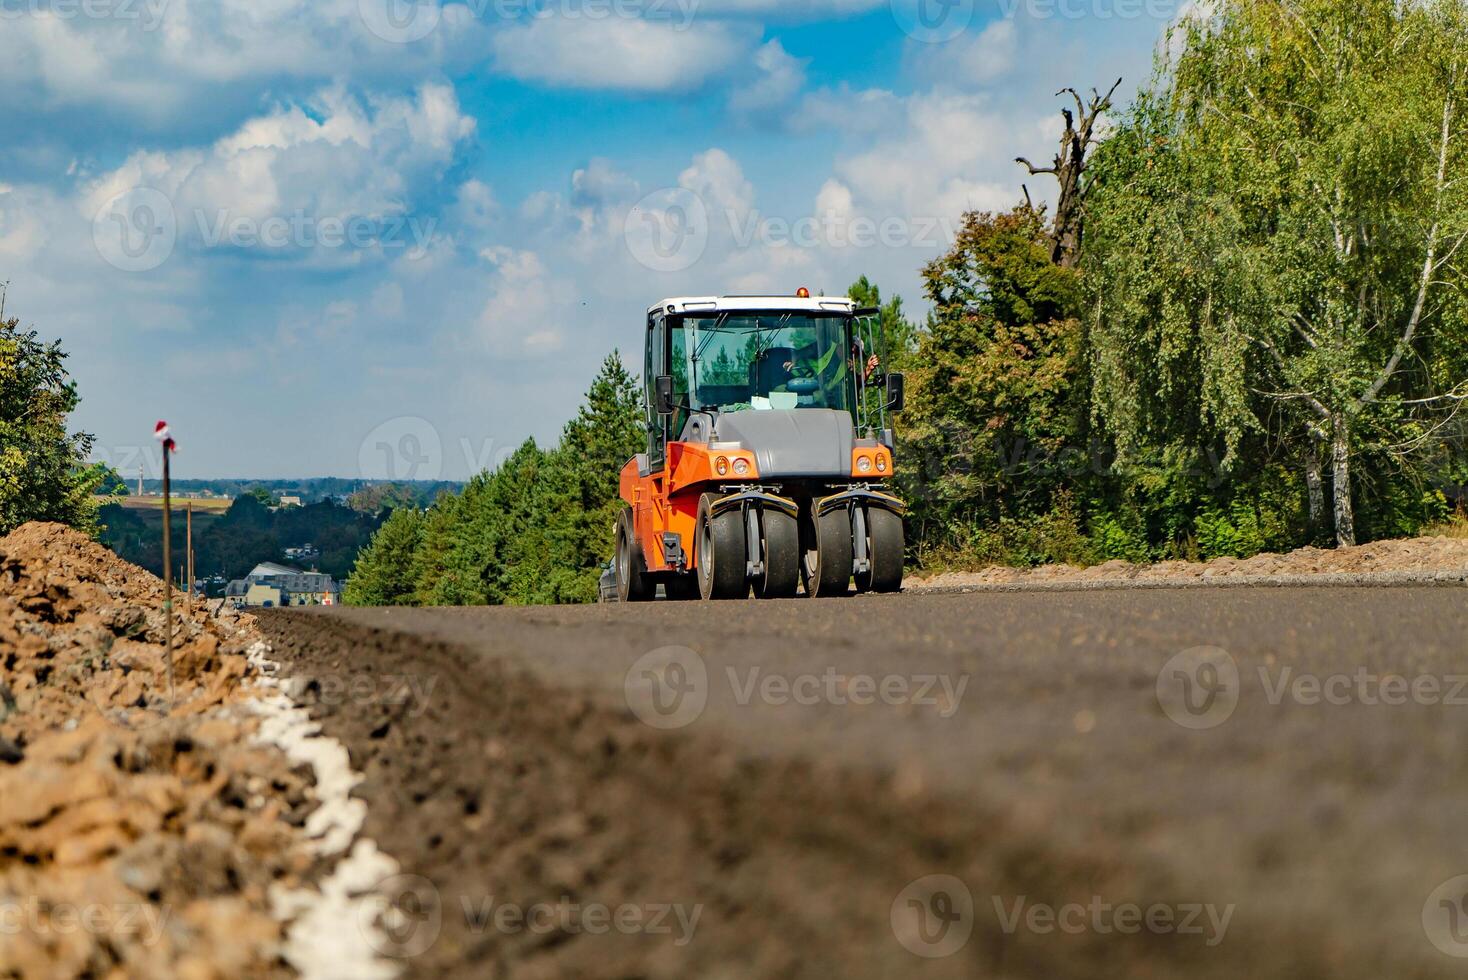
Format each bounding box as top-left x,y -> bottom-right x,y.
284,544 -> 320,562
278,495 -> 304,508
225,561 -> 340,608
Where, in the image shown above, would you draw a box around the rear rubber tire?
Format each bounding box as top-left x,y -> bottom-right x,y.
754,509 -> 799,599
616,510 -> 653,603
697,493 -> 748,600
854,507 -> 904,594
802,504 -> 853,598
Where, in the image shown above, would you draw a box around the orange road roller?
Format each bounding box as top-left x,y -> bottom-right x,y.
612,291 -> 907,601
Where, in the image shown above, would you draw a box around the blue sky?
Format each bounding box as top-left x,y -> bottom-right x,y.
0,0 -> 1185,480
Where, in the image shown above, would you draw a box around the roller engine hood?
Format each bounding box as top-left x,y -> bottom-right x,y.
705,409 -> 855,478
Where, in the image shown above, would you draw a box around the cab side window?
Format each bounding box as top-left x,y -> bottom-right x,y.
669,321 -> 689,440
646,315 -> 667,464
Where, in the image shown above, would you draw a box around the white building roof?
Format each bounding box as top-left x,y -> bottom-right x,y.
249,562 -> 301,577
650,296 -> 858,316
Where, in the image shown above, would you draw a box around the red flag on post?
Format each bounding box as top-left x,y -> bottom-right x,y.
154,420 -> 177,703
154,420 -> 177,454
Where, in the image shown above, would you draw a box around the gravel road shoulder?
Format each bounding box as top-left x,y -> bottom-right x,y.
907,533 -> 1468,592
0,522 -> 401,979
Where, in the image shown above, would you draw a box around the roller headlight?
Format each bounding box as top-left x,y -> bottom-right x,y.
715,456 -> 730,476
876,455 -> 888,473
733,458 -> 751,477
857,455 -> 874,474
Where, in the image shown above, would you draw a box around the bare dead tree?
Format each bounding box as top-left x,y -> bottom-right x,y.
1017,79 -> 1123,269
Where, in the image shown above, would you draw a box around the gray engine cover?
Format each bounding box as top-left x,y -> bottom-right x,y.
708,409 -> 854,477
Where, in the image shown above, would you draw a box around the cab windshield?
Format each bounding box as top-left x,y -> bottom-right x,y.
680,313 -> 862,415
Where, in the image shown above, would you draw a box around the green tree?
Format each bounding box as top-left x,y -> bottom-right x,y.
346,483 -> 421,516
473,441 -> 553,603
343,506 -> 425,606
245,486 -> 279,508
1087,0 -> 1468,546
0,315 -> 106,537
899,206 -> 1092,561
96,466 -> 129,497
848,275 -> 918,373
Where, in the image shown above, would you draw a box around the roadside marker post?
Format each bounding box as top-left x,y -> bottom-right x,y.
186,502 -> 194,613
155,422 -> 178,704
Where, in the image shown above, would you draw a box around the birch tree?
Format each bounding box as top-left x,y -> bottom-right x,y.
1088,0 -> 1468,546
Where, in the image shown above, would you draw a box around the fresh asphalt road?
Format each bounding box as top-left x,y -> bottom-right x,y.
263,585 -> 1468,979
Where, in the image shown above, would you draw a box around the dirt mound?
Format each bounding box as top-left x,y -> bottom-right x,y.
910,534 -> 1468,590
0,521 -> 260,739
0,522 -> 313,978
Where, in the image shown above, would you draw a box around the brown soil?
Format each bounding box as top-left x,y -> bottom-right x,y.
0,523 -> 315,979
909,534 -> 1468,590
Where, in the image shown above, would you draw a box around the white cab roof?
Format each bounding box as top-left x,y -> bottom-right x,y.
650,296 -> 857,316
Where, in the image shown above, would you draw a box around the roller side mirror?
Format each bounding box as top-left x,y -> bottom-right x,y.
654,375 -> 676,416
886,372 -> 906,413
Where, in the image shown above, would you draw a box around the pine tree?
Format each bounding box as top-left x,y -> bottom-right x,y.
342,506 -> 424,606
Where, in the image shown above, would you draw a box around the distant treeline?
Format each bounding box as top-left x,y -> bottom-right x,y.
100,496 -> 383,585
99,476 -> 460,510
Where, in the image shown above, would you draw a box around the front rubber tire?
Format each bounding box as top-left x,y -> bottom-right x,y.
697,493 -> 748,600
802,504 -> 853,598
854,506 -> 904,594
754,509 -> 799,599
616,509 -> 653,603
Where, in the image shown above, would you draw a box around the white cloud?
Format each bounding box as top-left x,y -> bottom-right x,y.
488,16 -> 757,91
371,281 -> 406,318
82,83 -> 474,261
453,179 -> 500,233
814,178 -> 856,226
910,18 -> 1019,86
571,159 -> 641,209
729,39 -> 808,117
835,91 -> 1019,219
0,0 -> 487,126
692,0 -> 885,13
0,184 -> 48,260
475,246 -> 566,355
679,149 -> 755,217
794,85 -> 908,135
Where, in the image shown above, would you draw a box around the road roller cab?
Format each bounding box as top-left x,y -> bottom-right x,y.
614,292 -> 907,601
